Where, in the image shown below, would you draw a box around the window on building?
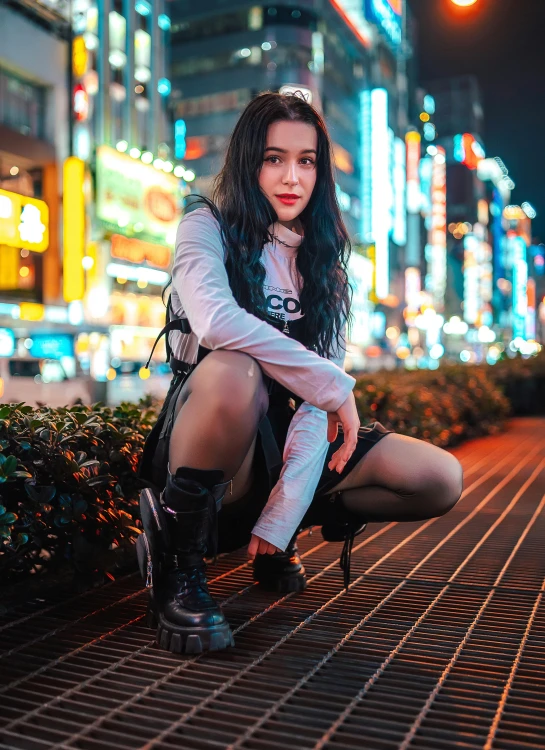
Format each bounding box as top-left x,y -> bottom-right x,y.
264,6 -> 317,30
171,10 -> 248,43
172,42 -> 312,80
175,89 -> 251,118
0,68 -> 46,140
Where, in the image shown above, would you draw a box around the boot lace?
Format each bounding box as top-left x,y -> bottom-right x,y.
340,531 -> 355,590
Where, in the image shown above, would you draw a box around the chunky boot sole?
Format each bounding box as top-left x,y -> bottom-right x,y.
255,570 -> 307,593
146,598 -> 234,654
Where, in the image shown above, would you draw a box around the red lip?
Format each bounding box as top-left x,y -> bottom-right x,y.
276,194 -> 300,199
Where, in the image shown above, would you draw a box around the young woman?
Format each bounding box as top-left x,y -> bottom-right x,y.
137,92 -> 463,656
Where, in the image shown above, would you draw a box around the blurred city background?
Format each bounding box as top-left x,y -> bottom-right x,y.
0,0 -> 543,406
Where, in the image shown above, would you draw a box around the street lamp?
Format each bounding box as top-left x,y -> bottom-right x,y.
451,0 -> 478,6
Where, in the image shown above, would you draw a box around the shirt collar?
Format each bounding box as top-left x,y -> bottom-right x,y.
267,221 -> 303,257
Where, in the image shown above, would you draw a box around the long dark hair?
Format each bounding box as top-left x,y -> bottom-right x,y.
188,91 -> 352,358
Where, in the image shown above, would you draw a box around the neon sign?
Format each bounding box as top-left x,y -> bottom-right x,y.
360,88 -> 390,299
427,148 -> 447,311
453,133 -> 485,170
364,0 -> 402,47
0,189 -> 49,252
405,131 -> 421,214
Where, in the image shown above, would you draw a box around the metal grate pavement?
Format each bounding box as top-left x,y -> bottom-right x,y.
1,417 -> 545,750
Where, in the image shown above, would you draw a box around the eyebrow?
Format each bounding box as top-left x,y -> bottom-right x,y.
264,146 -> 317,155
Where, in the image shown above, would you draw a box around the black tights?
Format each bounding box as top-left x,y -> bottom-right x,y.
169,351 -> 463,523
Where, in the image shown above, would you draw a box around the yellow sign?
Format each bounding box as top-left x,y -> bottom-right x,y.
0,189 -> 49,252
366,244 -> 378,303
20,302 -> 45,321
63,157 -> 86,302
72,36 -> 89,78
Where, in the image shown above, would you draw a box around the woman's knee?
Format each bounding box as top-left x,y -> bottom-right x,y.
423,452 -> 464,517
189,350 -> 268,419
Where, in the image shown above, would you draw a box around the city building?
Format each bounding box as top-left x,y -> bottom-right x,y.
67,0 -> 192,398
0,1 -> 83,397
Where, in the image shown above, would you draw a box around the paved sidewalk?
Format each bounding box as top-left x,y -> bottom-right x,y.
1,417 -> 545,750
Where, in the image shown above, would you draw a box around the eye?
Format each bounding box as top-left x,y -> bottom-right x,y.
265,156 -> 280,164
301,158 -> 315,166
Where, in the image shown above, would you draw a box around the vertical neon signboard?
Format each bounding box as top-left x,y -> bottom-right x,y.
427,147 -> 447,311
360,88 -> 390,300
511,235 -> 528,339
392,136 -> 406,246
405,131 -> 421,214
463,234 -> 480,324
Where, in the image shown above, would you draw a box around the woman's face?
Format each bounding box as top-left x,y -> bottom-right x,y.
258,120 -> 318,227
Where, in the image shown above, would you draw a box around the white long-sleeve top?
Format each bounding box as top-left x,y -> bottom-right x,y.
171,207 -> 355,550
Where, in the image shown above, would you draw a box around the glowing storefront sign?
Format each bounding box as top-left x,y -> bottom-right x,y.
405,267 -> 421,313
360,88 -> 391,300
30,334 -> 74,360
72,35 -> 88,77
426,148 -> 447,311
63,157 -> 86,303
511,236 -> 528,339
0,329 -> 15,357
364,0 -> 402,47
0,189 -> 49,252
405,132 -> 421,214
20,302 -> 45,321
111,234 -> 171,269
96,146 -> 180,243
106,262 -> 169,285
392,136 -> 406,246
463,234 -> 492,326
527,278 -> 536,339
453,133 -> 485,171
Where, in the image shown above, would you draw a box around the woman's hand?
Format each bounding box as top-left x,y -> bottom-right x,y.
248,533 -> 280,559
327,391 -> 360,474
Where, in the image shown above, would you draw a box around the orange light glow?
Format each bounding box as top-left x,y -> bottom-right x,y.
451,0 -> 477,6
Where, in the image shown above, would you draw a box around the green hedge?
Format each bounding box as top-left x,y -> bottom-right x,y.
353,364 -> 510,448
0,402 -> 155,585
1,354 -> 542,585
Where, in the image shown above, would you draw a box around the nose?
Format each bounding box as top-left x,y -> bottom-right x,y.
282,161 -> 299,187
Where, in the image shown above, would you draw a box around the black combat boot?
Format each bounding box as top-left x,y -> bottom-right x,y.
252,532 -> 307,593
137,468 -> 234,654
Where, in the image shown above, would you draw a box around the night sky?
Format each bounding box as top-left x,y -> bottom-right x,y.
408,0 -> 545,242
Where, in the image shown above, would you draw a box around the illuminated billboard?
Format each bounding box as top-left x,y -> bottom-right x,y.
405,132 -> 421,214
426,148 -> 447,311
96,146 -> 181,244
453,133 -> 485,171
360,88 -> 391,300
0,189 -> 49,253
392,136 -> 406,246
364,0 -> 402,48
510,236 -> 528,338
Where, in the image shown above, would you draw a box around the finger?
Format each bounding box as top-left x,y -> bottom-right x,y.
248,537 -> 258,558
258,539 -> 270,556
267,543 -> 278,555
328,439 -> 357,472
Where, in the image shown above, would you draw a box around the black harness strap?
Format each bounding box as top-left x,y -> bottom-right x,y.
257,414 -> 284,491
145,316 -> 192,370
